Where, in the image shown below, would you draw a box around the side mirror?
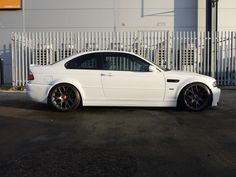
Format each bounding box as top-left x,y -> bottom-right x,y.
149,65 -> 157,72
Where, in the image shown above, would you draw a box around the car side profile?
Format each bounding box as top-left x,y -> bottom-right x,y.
26,51 -> 221,111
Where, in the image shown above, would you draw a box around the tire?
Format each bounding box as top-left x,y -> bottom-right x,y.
49,84 -> 81,111
178,83 -> 212,111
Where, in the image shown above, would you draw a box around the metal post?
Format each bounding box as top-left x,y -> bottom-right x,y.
113,0 -> 117,33
211,0 -> 218,32
0,58 -> 4,85
141,0 -> 144,17
211,0 -> 219,77
206,0 -> 219,76
206,0 -> 219,32
22,0 -> 25,32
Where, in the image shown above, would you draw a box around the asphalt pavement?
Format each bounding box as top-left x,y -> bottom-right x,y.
0,89 -> 235,177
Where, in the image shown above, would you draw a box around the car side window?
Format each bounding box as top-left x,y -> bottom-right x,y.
65,53 -> 100,70
102,53 -> 149,72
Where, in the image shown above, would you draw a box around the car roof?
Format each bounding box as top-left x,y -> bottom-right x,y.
56,50 -> 140,64
53,50 -> 164,72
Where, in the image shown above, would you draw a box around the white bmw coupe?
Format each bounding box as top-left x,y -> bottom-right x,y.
26,51 -> 221,111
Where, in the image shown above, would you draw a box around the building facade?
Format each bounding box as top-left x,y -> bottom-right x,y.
0,0 -> 235,84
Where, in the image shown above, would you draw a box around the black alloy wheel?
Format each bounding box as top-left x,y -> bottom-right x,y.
49,84 -> 81,111
180,83 -> 211,111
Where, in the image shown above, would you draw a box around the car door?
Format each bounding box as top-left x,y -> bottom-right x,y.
101,52 -> 165,101
65,53 -> 104,100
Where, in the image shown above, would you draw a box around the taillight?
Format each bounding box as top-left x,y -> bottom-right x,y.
28,72 -> 34,81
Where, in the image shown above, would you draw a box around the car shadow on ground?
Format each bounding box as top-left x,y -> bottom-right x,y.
0,91 -> 219,114
0,99 -> 186,112
0,98 -> 217,114
0,99 -> 54,113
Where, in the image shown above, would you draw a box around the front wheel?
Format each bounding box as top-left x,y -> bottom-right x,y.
49,84 -> 81,111
179,83 -> 212,111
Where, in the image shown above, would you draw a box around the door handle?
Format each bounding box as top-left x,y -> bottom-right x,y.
101,73 -> 113,77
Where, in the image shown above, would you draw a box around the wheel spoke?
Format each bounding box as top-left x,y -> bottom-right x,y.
50,85 -> 79,111
183,84 -> 210,110
195,85 -> 199,93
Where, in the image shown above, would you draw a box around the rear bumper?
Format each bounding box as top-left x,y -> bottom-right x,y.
26,83 -> 51,104
211,87 -> 221,106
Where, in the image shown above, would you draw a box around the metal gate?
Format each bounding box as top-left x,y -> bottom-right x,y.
12,31 -> 236,86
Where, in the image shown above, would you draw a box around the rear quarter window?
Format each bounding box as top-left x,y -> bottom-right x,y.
65,53 -> 100,70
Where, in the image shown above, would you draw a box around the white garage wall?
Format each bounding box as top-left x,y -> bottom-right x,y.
0,0 -> 197,84
218,0 -> 236,31
0,0 -> 198,32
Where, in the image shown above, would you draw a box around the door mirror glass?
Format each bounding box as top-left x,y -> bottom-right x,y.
149,65 -> 157,72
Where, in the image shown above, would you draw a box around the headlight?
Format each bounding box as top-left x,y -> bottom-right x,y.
212,81 -> 217,87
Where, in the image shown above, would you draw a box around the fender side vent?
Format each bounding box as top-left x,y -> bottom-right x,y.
167,79 -> 180,83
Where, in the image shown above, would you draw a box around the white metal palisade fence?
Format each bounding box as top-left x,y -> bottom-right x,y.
12,31 -> 236,86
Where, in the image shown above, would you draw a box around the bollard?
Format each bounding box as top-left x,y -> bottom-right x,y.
0,58 -> 3,85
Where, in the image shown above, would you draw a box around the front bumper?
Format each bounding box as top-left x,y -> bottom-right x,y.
211,87 -> 221,106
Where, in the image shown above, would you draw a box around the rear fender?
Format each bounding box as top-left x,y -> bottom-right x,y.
46,79 -> 86,104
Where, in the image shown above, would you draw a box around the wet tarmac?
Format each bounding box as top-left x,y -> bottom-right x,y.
0,89 -> 235,177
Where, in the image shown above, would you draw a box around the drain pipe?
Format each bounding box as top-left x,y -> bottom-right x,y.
206,0 -> 219,76
0,58 -> 4,85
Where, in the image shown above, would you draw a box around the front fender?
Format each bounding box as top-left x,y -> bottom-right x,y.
175,77 -> 213,99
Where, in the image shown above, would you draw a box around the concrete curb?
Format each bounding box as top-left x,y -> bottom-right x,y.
0,85 -> 26,93
0,90 -> 26,93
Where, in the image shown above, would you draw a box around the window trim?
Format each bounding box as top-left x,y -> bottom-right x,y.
64,53 -> 102,70
101,52 -> 150,72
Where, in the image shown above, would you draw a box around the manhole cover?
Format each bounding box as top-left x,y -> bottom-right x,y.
0,147 -> 137,177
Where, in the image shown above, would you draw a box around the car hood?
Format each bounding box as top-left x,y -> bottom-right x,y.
163,70 -> 215,81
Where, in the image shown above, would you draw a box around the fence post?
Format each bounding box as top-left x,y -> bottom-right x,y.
0,58 -> 4,85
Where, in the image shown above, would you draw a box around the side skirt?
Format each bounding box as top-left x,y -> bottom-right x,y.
83,100 -> 177,107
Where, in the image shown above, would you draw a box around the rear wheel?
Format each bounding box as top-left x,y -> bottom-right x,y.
49,84 -> 81,111
179,83 -> 211,111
